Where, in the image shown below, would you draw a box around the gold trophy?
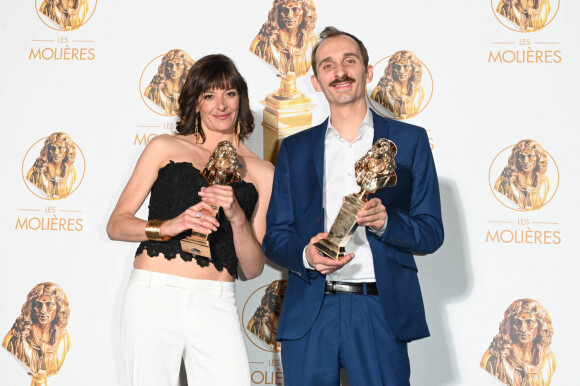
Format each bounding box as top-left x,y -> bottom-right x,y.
180,141 -> 241,259
250,0 -> 318,163
315,139 -> 397,260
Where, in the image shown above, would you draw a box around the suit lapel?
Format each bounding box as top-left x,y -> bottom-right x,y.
371,109 -> 391,143
311,118 -> 328,192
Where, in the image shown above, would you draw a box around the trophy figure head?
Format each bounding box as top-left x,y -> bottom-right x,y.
201,141 -> 241,185
355,138 -> 397,198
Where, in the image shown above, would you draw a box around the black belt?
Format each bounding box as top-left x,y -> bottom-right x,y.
324,281 -> 378,295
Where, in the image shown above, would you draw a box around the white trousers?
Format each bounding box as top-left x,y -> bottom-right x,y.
120,269 -> 250,386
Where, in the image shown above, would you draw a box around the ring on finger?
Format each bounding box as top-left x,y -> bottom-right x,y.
195,211 -> 202,218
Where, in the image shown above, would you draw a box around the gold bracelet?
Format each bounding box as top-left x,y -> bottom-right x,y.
145,220 -> 171,242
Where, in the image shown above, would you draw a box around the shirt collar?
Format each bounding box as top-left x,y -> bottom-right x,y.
325,109 -> 374,142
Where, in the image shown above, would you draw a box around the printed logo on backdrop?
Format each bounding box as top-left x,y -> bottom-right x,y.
486,139 -> 560,245
491,0 -> 559,32
35,0 -> 97,31
480,298 -> 556,385
367,51 -> 433,121
489,1 -> 561,64
22,132 -> 85,200
242,280 -> 286,385
139,49 -> 195,117
2,282 -> 71,385
17,133 -> 86,232
134,50 -> 194,146
30,1 -> 97,61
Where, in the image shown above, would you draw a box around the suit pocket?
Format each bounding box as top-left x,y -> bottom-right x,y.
395,251 -> 418,271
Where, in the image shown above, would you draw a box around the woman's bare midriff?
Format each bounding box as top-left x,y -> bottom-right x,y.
134,252 -> 235,282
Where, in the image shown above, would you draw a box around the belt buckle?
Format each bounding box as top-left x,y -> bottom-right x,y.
332,281 -> 336,294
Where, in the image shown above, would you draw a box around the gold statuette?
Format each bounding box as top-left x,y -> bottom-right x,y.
250,0 -> 318,163
315,139 -> 397,260
180,141 -> 241,259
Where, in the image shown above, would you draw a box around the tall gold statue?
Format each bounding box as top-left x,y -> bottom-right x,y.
246,280 -> 287,351
250,0 -> 317,163
144,49 -> 194,115
3,283 -> 71,386
371,51 -> 424,119
315,139 -> 397,259
181,141 -> 241,259
39,0 -> 89,30
481,299 -> 556,385
27,132 -> 77,200
496,0 -> 551,31
494,139 -> 550,211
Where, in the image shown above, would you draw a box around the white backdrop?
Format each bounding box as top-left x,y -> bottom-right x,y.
1,0 -> 579,385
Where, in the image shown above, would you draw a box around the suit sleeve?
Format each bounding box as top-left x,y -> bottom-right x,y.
377,129 -> 444,254
263,139 -> 317,283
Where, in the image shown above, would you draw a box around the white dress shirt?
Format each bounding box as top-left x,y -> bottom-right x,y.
303,110 -> 387,282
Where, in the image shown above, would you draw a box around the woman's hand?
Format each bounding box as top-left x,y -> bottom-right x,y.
163,200 -> 219,236
198,185 -> 245,225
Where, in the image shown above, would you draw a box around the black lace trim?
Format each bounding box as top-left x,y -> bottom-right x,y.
135,161 -> 258,277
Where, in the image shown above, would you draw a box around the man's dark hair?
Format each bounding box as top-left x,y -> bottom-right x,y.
311,26 -> 369,77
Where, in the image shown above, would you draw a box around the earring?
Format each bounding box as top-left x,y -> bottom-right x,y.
196,112 -> 201,135
235,120 -> 240,146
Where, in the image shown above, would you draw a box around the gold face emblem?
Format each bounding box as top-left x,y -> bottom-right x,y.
495,0 -> 553,32
246,280 -> 287,352
144,49 -> 195,116
494,140 -> 550,211
371,51 -> 424,120
481,298 -> 556,385
2,283 -> 71,385
26,132 -> 79,200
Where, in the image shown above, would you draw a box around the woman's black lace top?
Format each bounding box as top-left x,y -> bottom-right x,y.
135,161 -> 258,277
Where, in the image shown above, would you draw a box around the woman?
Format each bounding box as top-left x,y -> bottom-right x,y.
107,54 -> 274,385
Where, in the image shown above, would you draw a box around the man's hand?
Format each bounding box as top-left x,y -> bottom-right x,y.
305,232 -> 354,275
357,198 -> 387,231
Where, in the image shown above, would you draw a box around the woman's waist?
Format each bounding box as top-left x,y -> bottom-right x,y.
134,252 -> 235,282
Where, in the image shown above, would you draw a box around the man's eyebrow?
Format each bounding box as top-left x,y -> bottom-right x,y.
318,52 -> 361,68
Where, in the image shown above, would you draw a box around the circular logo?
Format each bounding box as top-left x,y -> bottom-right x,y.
22,132 -> 86,200
367,50 -> 433,120
139,49 -> 195,117
491,0 -> 560,32
489,139 -> 559,211
241,280 -> 287,353
35,0 -> 98,31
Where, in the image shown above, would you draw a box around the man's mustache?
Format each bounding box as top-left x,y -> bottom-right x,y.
329,76 -> 356,87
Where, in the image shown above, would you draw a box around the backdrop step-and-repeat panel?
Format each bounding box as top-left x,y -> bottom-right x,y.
1,1 -> 578,385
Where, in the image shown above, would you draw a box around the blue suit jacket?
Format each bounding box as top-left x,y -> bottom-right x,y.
263,110 -> 444,342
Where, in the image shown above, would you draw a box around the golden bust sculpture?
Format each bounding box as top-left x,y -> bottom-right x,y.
144,49 -> 194,115
496,0 -> 551,31
371,50 -> 424,119
27,132 -> 78,200
250,0 -> 317,79
3,283 -> 71,386
39,0 -> 89,30
246,280 -> 287,351
481,298 -> 556,385
201,141 -> 241,185
494,139 -> 550,211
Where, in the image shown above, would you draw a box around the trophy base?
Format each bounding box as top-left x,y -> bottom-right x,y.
180,233 -> 212,259
261,93 -> 315,164
313,240 -> 346,261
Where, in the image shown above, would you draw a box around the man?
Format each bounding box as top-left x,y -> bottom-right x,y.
481,298 -> 556,385
263,26 -> 444,385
